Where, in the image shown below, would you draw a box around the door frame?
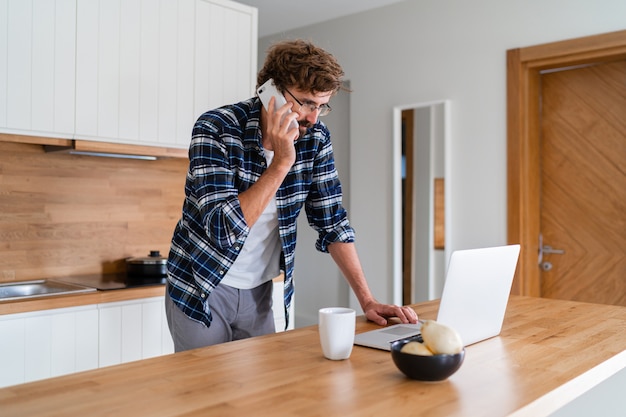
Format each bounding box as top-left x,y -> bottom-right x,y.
506,30 -> 626,296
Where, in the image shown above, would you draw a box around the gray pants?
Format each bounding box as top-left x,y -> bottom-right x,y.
165,280 -> 276,352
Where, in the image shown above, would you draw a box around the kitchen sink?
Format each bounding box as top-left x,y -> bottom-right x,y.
0,280 -> 97,301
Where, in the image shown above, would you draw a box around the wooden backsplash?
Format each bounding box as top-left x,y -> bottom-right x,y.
0,141 -> 188,283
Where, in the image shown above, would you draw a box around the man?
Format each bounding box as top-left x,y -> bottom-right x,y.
165,39 -> 418,352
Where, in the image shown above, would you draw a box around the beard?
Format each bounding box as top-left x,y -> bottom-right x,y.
297,120 -> 313,138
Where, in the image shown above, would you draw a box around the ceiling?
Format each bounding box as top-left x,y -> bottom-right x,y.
235,0 -> 406,38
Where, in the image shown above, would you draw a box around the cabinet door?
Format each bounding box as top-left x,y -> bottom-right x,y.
25,306 -> 99,382
193,0 -> 257,127
74,0 -> 256,149
75,0 -> 197,148
98,296 -> 173,367
272,281 -> 295,332
0,305 -> 99,388
0,0 -> 75,136
0,317 -> 25,388
129,0 -> 196,147
99,300 -> 154,367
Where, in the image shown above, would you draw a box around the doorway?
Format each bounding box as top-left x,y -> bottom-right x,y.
393,100 -> 451,306
507,30 -> 626,306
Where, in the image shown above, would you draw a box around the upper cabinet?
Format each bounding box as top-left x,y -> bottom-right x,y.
0,0 -> 258,150
0,0 -> 77,138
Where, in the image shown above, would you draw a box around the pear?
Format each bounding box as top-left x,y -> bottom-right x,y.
420,320 -> 463,354
400,341 -> 434,356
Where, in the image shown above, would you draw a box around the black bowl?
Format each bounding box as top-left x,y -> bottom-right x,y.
390,337 -> 465,381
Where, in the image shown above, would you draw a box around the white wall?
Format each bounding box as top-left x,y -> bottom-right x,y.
292,86 -> 351,326
258,0 -> 626,314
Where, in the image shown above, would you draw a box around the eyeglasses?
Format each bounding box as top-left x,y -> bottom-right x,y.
284,89 -> 332,117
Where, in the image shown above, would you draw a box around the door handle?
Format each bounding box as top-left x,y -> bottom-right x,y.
538,234 -> 566,265
542,245 -> 565,255
538,246 -> 565,271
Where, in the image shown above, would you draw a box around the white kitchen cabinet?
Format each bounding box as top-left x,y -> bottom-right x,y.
98,296 -> 174,368
96,291 -> 289,366
0,305 -> 99,388
0,0 -> 256,150
74,0 -> 165,143
273,280 -> 295,332
0,0 -> 76,137
0,297 -> 170,388
74,0 -> 257,149
194,0 -> 258,118
0,318 -> 25,387
0,285 -> 288,388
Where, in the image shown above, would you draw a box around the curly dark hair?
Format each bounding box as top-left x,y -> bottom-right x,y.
257,39 -> 346,95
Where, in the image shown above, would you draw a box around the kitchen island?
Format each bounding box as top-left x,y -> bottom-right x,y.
1,295 -> 625,417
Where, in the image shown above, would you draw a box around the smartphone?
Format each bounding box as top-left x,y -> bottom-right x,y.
256,79 -> 299,130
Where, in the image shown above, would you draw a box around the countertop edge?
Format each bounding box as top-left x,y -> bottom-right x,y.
507,349 -> 626,417
0,285 -> 166,316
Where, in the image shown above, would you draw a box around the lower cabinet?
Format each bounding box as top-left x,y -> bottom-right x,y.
0,304 -> 99,388
0,296 -> 172,388
0,288 -> 292,388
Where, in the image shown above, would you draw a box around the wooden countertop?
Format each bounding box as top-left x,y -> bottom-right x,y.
1,296 -> 625,417
0,275 -> 284,316
0,285 -> 166,316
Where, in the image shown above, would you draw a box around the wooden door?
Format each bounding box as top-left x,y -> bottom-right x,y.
539,60 -> 626,305
507,30 -> 626,306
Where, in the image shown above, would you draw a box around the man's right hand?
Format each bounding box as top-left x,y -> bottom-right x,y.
265,96 -> 299,170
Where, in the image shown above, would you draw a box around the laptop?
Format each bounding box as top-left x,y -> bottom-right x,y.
353,244 -> 521,350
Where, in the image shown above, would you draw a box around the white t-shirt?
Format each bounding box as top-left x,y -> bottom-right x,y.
220,150 -> 282,289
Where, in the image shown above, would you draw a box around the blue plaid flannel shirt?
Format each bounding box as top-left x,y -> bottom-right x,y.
166,97 -> 355,329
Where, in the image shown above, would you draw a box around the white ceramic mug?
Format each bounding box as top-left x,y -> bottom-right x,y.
318,307 -> 356,360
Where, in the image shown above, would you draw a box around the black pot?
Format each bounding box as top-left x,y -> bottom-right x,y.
125,250 -> 167,286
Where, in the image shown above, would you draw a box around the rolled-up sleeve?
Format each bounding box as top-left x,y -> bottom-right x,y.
189,119 -> 250,250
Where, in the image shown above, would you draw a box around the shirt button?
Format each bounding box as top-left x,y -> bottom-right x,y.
235,245 -> 241,251
201,293 -> 206,299
219,270 -> 225,275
